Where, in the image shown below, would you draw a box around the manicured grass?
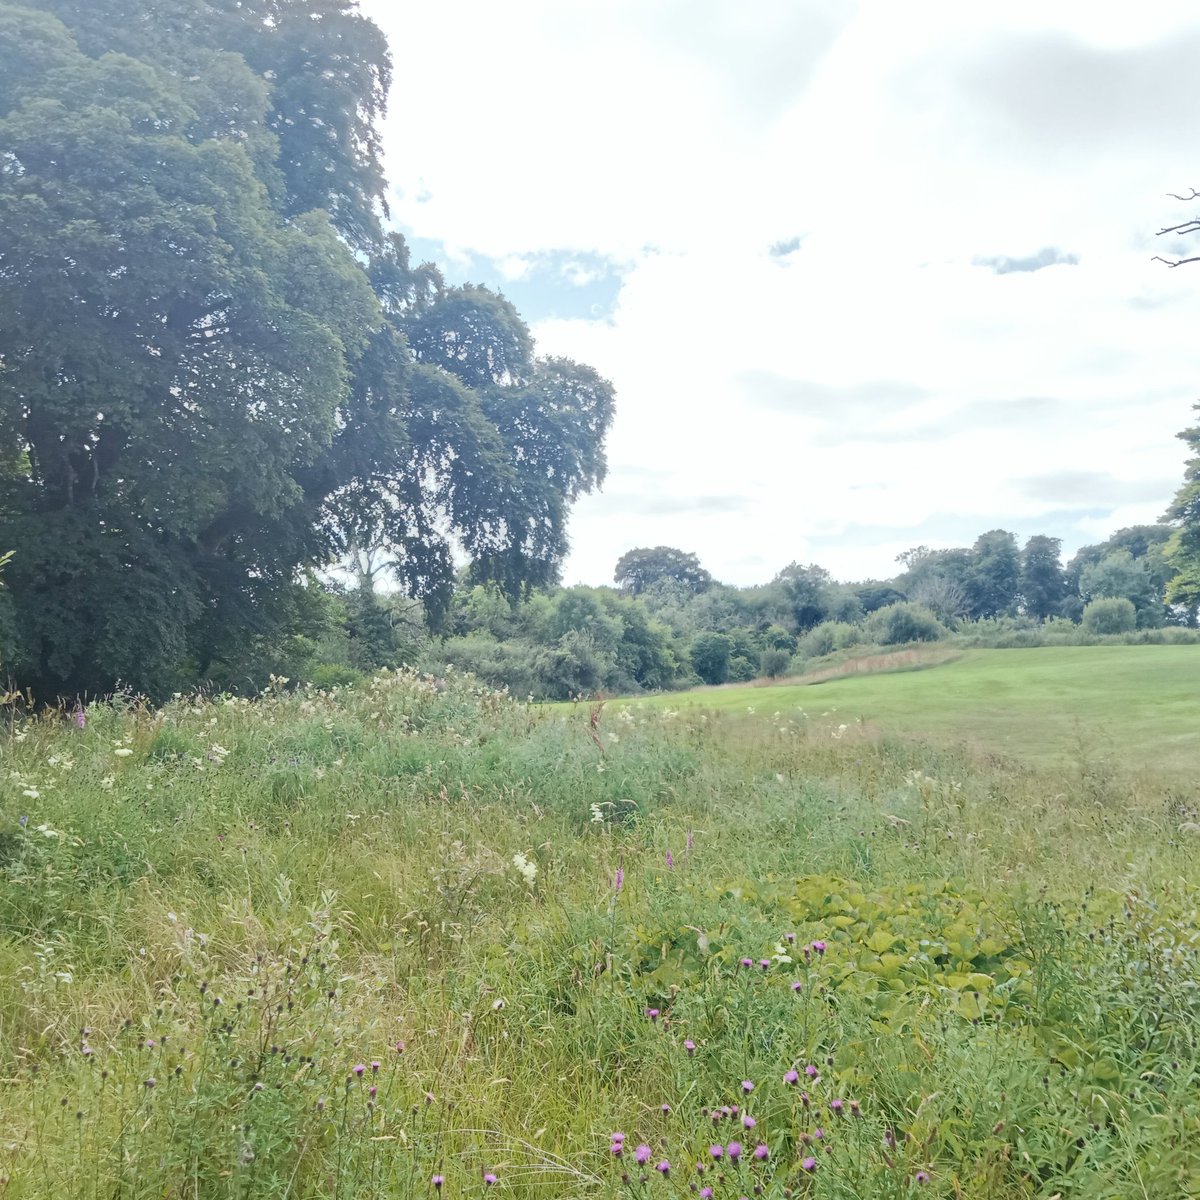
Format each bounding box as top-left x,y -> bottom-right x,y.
624,645 -> 1200,775
1,669 -> 1198,1198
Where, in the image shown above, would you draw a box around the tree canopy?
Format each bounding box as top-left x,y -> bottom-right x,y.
0,0 -> 614,699
613,546 -> 712,595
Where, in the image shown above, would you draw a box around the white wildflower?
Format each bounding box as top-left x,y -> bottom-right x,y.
22,788 -> 40,800
114,748 -> 133,758
512,852 -> 538,886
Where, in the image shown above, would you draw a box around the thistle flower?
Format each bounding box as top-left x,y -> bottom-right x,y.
709,1145 -> 723,1160
483,1172 -> 498,1186
759,959 -> 770,970
805,1065 -> 819,1079
739,958 -> 753,969
646,1007 -> 660,1022
784,932 -> 796,943
635,1145 -> 652,1165
661,1103 -> 671,1114
700,1189 -> 713,1199
830,1099 -> 845,1115
742,1115 -> 756,1129
753,1144 -> 768,1161
611,1133 -> 626,1144
741,1080 -> 754,1094
684,1039 -> 696,1056
812,940 -> 827,955
352,1064 -> 365,1077
655,1160 -> 670,1176
610,1142 -> 624,1157
801,1157 -> 817,1172
915,1171 -> 930,1184
432,1175 -> 444,1190
784,1070 -> 799,1085
727,1142 -> 743,1160
791,981 -> 803,992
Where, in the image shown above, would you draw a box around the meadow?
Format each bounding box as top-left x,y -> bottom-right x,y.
1,661 -> 1198,1198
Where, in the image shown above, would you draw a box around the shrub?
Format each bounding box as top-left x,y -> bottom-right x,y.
864,601 -> 946,645
690,631 -> 732,685
308,663 -> 364,689
759,647 -> 792,678
1082,596 -> 1137,634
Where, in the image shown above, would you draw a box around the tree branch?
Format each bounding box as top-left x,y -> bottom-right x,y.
1167,189 -> 1200,202
1152,255 -> 1200,268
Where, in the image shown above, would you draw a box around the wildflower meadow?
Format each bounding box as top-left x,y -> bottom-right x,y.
1,669 -> 1198,1198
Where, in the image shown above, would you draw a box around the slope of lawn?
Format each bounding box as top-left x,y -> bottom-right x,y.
625,645 -> 1200,776
1,669 -> 1198,1198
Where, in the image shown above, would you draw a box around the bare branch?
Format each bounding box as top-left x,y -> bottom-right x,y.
1151,255 -> 1200,268
1157,220 -> 1200,237
1167,189 -> 1200,202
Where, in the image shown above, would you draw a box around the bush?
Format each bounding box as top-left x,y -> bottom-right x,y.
1082,597 -> 1137,634
798,620 -> 862,659
864,602 -> 946,646
760,647 -> 792,678
690,632 -> 732,685
307,663 -> 364,689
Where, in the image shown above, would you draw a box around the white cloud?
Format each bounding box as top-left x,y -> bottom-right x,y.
360,0 -> 1200,586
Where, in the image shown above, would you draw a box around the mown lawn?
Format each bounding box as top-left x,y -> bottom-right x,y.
623,645 -> 1200,776
1,669 -> 1198,1198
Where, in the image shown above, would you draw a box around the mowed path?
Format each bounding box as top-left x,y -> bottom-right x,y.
624,645 -> 1200,775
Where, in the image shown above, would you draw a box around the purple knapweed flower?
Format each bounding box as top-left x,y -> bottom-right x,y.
709,1145 -> 723,1160
739,957 -> 753,970
741,1080 -> 754,1094
684,1039 -> 696,1056
812,940 -> 827,955
635,1145 -> 652,1165
726,1142 -> 742,1160
784,1069 -> 799,1085
753,1144 -> 768,1161
801,1157 -> 817,1172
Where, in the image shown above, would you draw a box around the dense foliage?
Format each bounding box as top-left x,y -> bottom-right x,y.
0,0 -> 613,701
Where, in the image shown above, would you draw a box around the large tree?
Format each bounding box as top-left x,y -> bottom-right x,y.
613,546 -> 712,595
0,0 -> 613,698
1019,535 -> 1066,620
1164,403 -> 1200,610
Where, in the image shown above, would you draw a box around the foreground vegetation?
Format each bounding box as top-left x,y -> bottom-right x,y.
2,670 -> 1198,1198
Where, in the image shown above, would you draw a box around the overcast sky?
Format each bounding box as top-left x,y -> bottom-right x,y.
360,0 -> 1200,587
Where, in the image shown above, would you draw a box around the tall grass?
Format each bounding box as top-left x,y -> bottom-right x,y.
1,670 -> 1197,1197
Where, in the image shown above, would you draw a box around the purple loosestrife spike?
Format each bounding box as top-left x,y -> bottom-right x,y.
665,850 -> 675,868
784,1070 -> 799,1085
726,1142 -> 742,1160
753,1144 -> 768,1161
74,710 -> 86,729
709,1145 -> 723,1159
614,867 -> 624,894
686,830 -> 695,854
635,1145 -> 651,1165
801,1157 -> 817,1172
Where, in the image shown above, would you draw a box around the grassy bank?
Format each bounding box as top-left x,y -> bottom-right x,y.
1,669 -> 1198,1198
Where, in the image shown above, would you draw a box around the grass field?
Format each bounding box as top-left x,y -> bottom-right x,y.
1,663 -> 1198,1198
622,645 -> 1200,776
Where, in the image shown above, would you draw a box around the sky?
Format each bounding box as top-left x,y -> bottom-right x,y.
360,0 -> 1200,588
